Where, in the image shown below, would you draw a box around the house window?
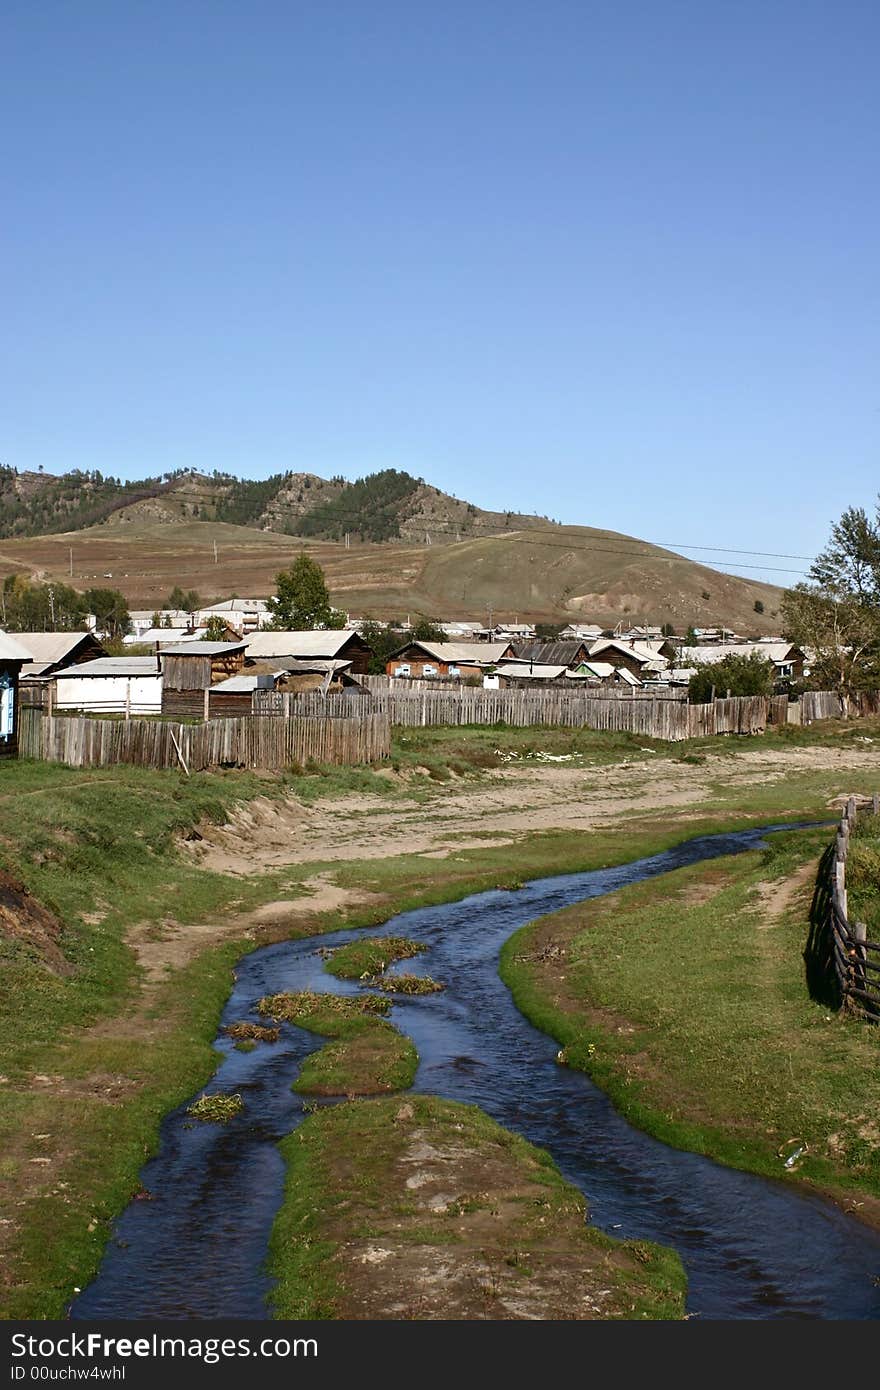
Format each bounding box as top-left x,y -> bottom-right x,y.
777,664 -> 792,678
423,664 -> 438,677
448,665 -> 461,678
394,664 -> 411,677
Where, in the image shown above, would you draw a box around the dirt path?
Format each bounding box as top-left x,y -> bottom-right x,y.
183,744 -> 880,876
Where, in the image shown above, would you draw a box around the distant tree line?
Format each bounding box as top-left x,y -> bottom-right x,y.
1,575 -> 130,639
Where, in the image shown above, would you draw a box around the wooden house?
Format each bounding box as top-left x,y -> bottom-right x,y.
244,629 -> 373,675
0,631 -> 33,758
512,640 -> 591,669
17,631 -> 106,706
586,639 -> 669,678
490,661 -> 569,689
385,640 -> 514,680
160,641 -> 247,717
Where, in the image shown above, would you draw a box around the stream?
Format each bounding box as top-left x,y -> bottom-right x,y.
72,824 -> 880,1320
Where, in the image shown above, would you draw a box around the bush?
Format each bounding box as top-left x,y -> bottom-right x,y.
688,651 -> 774,703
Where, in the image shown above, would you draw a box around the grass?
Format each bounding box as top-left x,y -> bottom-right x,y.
268,1094 -> 687,1320
258,991 -> 417,1096
0,723 -> 874,1316
846,812 -> 880,939
500,825 -> 880,1212
323,936 -> 425,980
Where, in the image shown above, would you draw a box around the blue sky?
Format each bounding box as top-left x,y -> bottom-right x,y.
2,1 -> 878,584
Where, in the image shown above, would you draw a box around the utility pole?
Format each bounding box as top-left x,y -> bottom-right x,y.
345,532 -> 350,550
69,547 -> 73,577
213,539 -> 218,564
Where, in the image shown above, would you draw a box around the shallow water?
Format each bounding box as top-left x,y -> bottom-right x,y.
73,824 -> 880,1320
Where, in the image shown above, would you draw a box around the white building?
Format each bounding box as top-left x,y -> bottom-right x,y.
52,656 -> 163,715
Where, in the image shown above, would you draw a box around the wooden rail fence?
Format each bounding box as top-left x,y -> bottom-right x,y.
18,706 -> 390,771
826,795 -> 880,1017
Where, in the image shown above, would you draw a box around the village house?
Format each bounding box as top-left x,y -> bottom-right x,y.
387,640 -> 514,680
586,638 -> 672,678
16,631 -> 107,706
487,660 -> 569,688
159,641 -> 247,717
559,623 -> 605,641
513,639 -> 592,668
196,598 -> 270,636
244,629 -> 373,675
52,655 -> 163,716
569,661 -> 643,688
677,642 -> 805,684
0,631 -> 33,757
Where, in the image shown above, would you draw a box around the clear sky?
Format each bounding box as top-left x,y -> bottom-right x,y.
2,1 -> 878,584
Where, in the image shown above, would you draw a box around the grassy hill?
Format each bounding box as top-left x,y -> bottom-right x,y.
0,517 -> 784,631
0,466 -> 552,545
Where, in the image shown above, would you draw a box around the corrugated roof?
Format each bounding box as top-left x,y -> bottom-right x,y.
245,630 -> 361,659
392,641 -> 513,664
572,662 -> 616,679
8,632 -> 95,662
211,673 -> 277,692
588,639 -> 667,666
130,628 -> 197,644
678,643 -> 799,666
513,641 -> 587,666
496,661 -> 568,680
0,631 -> 33,661
159,641 -> 246,655
55,656 -> 160,678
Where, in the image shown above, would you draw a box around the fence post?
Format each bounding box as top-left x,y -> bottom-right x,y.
203,687 -> 210,722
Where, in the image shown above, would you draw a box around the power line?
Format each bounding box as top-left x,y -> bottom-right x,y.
128,484 -> 814,569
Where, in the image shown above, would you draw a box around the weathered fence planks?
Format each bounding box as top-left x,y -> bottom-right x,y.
256,687 -> 772,740
18,707 -> 390,771
824,796 -> 880,1018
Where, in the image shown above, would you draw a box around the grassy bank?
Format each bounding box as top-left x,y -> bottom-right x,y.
500,825 -> 880,1217
258,991 -> 418,1096
0,732 -> 871,1317
269,1094 -> 686,1320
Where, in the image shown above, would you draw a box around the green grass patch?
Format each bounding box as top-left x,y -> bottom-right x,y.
269,1094 -> 686,1320
501,826 -> 880,1208
323,936 -> 425,980
258,991 -> 417,1096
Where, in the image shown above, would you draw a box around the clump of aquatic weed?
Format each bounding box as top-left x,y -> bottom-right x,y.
186,1093 -> 244,1124
373,974 -> 445,995
223,1021 -> 281,1043
324,936 -> 426,980
257,990 -> 391,1023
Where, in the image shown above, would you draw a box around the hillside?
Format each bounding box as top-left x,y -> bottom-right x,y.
0,466 -> 552,545
0,518 -> 784,631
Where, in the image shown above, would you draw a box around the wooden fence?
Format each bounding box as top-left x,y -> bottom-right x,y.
254,686 -> 773,740
825,795 -> 880,1017
18,706 -> 390,772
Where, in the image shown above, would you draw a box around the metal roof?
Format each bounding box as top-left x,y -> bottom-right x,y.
390,640 -> 513,664
8,631 -> 96,663
55,656 -> 160,678
245,630 -> 362,659
0,631 -> 33,661
158,641 -> 246,655
496,661 -> 568,680
678,643 -> 800,666
513,640 -> 588,666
